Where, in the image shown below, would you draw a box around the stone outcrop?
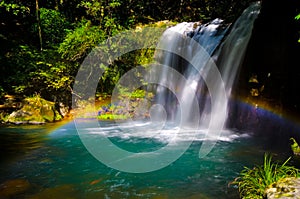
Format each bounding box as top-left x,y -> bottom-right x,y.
237,0 -> 300,116
265,177 -> 300,199
7,96 -> 60,124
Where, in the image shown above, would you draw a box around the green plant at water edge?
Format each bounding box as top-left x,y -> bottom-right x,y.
97,114 -> 128,120
290,137 -> 300,155
0,111 -> 9,122
232,153 -> 299,199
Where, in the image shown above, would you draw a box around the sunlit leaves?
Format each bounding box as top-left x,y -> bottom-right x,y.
58,20 -> 106,61
79,0 -> 104,20
0,1 -> 30,16
38,8 -> 71,48
232,154 -> 299,199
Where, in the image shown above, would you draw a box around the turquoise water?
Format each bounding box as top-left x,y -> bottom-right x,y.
0,119 -> 292,198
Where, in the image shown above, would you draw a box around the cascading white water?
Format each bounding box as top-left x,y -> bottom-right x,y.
151,2 -> 261,145
217,2 -> 262,96
152,19 -> 229,122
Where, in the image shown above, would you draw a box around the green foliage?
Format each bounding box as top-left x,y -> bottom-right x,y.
95,89 -> 152,120
1,44 -> 76,107
79,0 -> 104,20
0,0 -> 30,16
130,89 -> 146,99
103,15 -> 123,36
2,45 -> 40,94
115,88 -> 147,99
97,113 -> 128,120
78,0 -> 123,35
290,137 -> 300,155
232,153 -> 299,199
58,20 -> 106,61
36,8 -> 71,48
99,64 -> 121,93
0,0 -> 267,120
31,59 -> 75,95
0,111 -> 10,122
69,21 -> 168,95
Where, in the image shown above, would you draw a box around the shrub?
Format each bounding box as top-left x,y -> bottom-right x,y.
232,153 -> 299,199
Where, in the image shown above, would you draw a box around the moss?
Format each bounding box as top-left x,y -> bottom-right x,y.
54,110 -> 63,121
0,111 -> 10,123
97,114 -> 129,120
7,95 -> 57,123
265,177 -> 300,198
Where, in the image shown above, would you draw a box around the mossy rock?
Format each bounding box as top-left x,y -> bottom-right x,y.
7,96 -> 56,124
265,177 -> 300,198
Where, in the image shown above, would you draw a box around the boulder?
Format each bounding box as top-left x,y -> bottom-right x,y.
7,95 -> 57,124
265,177 -> 300,199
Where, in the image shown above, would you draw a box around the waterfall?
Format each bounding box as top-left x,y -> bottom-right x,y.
149,2 -> 261,156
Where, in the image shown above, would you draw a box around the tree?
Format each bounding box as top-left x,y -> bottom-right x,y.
35,0 -> 43,51
58,20 -> 106,62
37,8 -> 71,48
0,0 -> 261,107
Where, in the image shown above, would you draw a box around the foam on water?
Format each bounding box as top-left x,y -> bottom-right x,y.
83,121 -> 250,144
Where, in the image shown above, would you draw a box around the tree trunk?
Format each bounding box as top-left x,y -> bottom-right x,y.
35,0 -> 43,51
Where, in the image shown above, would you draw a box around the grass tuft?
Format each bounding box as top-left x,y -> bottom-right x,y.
231,153 -> 299,199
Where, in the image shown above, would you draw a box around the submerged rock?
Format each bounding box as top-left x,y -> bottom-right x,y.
0,179 -> 31,198
27,184 -> 78,199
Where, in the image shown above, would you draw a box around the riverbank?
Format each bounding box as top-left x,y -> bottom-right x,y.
0,92 -> 153,125
71,95 -> 152,121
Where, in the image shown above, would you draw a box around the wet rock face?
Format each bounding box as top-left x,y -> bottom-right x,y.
237,0 -> 300,115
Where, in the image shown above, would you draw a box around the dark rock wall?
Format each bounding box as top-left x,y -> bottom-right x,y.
228,0 -> 300,138
240,0 -> 300,105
